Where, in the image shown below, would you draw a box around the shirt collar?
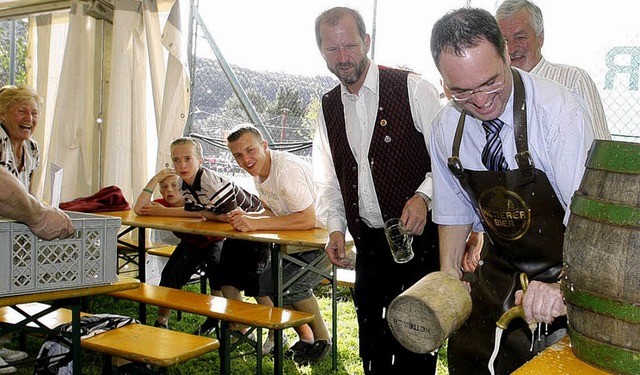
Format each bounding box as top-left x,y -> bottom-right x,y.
340,62 -> 378,99
529,57 -> 547,75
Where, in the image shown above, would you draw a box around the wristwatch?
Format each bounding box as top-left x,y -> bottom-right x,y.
415,191 -> 432,211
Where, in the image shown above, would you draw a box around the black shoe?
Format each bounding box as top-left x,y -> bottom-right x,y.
284,340 -> 312,359
294,340 -> 331,365
193,317 -> 219,336
153,320 -> 168,329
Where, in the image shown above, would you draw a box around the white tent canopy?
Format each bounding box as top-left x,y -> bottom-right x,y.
2,0 -> 184,204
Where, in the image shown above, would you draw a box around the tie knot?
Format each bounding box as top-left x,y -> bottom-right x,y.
482,119 -> 505,135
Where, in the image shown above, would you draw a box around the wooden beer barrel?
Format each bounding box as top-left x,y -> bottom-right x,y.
386,271 -> 471,354
562,140 -> 640,375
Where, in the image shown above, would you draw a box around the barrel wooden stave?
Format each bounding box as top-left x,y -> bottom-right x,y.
563,140 -> 640,375
567,305 -> 640,350
564,215 -> 639,303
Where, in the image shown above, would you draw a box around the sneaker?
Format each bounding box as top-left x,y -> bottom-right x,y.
192,318 -> 219,336
262,333 -> 289,355
0,357 -> 16,374
295,340 -> 331,365
153,320 -> 168,329
284,340 -> 312,359
0,348 -> 27,363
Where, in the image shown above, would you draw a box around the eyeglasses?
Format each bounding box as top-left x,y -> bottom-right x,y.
449,81 -> 504,103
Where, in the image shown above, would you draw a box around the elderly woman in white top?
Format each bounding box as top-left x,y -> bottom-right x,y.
0,84 -> 41,194
0,84 -> 42,373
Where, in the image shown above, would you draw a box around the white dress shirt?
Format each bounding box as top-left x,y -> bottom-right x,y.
313,63 -> 442,234
430,68 -> 594,232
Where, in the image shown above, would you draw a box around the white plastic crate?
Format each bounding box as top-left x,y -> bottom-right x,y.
0,211 -> 120,296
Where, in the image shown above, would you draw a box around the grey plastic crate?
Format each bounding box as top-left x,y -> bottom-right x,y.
0,211 -> 120,296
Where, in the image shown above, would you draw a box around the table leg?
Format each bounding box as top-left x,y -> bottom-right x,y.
331,263 -> 338,371
271,243 -> 284,375
137,227 -> 147,323
219,321 -> 231,375
71,301 -> 82,375
137,227 -> 146,282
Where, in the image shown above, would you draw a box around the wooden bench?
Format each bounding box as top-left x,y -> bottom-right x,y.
146,245 -> 177,258
108,283 -> 315,375
83,323 -> 219,373
322,267 -> 355,288
0,302 -> 219,374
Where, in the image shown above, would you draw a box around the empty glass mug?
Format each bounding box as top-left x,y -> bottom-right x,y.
384,218 -> 414,263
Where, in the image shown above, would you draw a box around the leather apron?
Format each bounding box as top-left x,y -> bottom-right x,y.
447,69 -> 567,375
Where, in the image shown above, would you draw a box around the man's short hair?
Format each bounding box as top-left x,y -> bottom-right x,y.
226,123 -> 264,143
431,7 -> 507,69
495,0 -> 544,36
315,7 -> 367,49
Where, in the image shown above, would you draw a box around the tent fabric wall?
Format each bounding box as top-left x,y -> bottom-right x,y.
102,0 -> 150,201
21,0 -> 187,204
156,0 -> 189,170
102,0 -> 187,203
45,2 -> 98,201
28,12 -> 67,201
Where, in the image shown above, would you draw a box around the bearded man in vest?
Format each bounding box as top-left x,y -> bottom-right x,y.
312,7 -> 442,375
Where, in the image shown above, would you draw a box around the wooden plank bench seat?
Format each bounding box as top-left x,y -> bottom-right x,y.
83,323 -> 219,370
0,302 -> 90,329
322,268 -> 355,288
146,245 -> 177,258
108,283 -> 315,375
0,302 -> 219,374
108,283 -> 314,332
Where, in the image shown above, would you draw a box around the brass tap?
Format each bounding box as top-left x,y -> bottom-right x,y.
496,273 -> 531,330
496,305 -> 526,330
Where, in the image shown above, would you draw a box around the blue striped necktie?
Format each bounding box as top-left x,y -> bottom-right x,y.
481,119 -> 509,171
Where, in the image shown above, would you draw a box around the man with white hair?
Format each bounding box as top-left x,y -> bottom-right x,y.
496,0 -> 611,140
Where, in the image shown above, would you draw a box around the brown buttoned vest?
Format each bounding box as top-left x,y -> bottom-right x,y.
321,67 -> 432,247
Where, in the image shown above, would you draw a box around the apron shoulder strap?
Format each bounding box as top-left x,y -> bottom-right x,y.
511,68 -> 536,179
448,109 -> 467,179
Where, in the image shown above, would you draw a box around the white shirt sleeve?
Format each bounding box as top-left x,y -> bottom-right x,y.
408,73 -> 443,200
313,108 -> 348,234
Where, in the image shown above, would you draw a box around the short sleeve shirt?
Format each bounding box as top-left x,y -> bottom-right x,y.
256,150 -> 315,219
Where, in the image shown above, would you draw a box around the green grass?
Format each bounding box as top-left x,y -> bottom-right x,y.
10,284 -> 448,374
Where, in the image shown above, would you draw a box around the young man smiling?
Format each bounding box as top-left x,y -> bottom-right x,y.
226,124 -> 333,364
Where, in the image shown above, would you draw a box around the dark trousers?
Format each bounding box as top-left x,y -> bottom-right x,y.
354,222 -> 440,375
159,240 -> 223,291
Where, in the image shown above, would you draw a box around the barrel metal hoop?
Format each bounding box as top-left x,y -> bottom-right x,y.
570,194 -> 640,227
568,329 -> 640,375
562,283 -> 640,323
586,140 -> 640,174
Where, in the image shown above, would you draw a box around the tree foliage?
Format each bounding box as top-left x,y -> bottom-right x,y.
0,20 -> 28,86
